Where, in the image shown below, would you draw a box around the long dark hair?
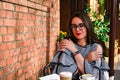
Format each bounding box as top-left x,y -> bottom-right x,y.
68,12 -> 101,45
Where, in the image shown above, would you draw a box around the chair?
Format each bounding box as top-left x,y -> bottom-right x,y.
42,62 -> 55,76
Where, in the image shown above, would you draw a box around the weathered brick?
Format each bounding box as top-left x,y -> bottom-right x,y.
17,68 -> 23,76
0,27 -> 7,35
4,0 -> 19,4
3,51 -> 9,59
0,10 -> 6,18
0,59 -> 6,67
0,43 -> 7,51
6,11 -> 13,19
18,0 -> 27,6
7,42 -> 16,50
3,2 -> 14,11
3,35 -> 15,42
4,19 -> 16,27
0,18 -> 3,26
8,27 -> 15,34
0,35 -> 2,43
7,58 -> 13,66
15,6 -> 28,13
6,72 -> 15,80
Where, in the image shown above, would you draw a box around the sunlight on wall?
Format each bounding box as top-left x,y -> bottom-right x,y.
89,0 -> 99,13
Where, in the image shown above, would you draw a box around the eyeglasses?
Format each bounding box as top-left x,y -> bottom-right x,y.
71,23 -> 85,31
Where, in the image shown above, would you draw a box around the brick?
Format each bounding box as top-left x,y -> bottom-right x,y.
17,69 -> 23,76
27,1 -> 36,9
8,27 -> 15,34
0,10 -> 6,18
0,18 -> 3,26
14,63 -> 20,71
6,72 -> 15,80
3,35 -> 15,42
16,41 -> 24,47
3,67 -> 10,75
3,51 -> 9,59
16,6 -> 28,13
0,27 -> 7,35
16,27 -> 24,33
7,42 -> 16,50
18,0 -> 27,6
7,58 -> 13,66
0,2 -> 2,9
0,43 -> 7,51
4,19 -> 16,27
0,59 -> 6,67
9,49 -> 19,57
16,20 -> 26,27
0,52 -> 2,60
12,56 -> 18,63
3,2 -> 14,11
36,4 -> 47,11
0,35 -> 2,42
4,0 -> 19,4
0,69 -> 3,77
28,8 -> 36,14
6,11 -> 13,19
17,13 -> 27,20
15,34 -> 23,41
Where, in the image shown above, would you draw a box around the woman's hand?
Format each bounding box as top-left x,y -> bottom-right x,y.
85,45 -> 103,62
85,51 -> 102,62
60,39 -> 78,53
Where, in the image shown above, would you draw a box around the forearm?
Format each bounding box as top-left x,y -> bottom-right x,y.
74,53 -> 85,74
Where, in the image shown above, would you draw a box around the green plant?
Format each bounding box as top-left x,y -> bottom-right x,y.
57,31 -> 67,42
84,4 -> 110,44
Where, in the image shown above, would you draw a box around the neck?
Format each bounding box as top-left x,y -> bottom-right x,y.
77,39 -> 87,47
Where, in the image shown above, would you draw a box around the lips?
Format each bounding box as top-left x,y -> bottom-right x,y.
76,33 -> 81,36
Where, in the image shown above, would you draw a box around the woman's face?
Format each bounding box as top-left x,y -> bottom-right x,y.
71,17 -> 87,41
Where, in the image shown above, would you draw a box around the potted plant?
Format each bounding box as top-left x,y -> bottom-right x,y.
84,4 -> 111,56
84,4 -> 110,45
84,4 -> 120,57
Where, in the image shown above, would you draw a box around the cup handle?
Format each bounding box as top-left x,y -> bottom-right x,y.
79,76 -> 82,80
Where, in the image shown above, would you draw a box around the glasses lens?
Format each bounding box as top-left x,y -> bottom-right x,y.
79,23 -> 85,27
71,23 -> 85,30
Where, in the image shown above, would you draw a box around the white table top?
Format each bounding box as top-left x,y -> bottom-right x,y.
38,74 -> 60,80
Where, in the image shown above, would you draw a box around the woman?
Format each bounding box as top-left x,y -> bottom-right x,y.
52,12 -> 109,80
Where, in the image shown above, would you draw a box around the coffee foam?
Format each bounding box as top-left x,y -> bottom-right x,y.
59,72 -> 72,77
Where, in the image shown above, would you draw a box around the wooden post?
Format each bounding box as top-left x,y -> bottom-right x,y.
109,0 -> 117,76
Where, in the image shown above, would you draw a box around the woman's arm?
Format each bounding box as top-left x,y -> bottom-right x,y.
60,39 -> 85,73
60,39 -> 103,75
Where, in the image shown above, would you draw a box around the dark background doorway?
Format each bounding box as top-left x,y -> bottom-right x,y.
60,0 -> 86,33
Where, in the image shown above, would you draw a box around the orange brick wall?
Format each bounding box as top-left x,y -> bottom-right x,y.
0,0 -> 60,80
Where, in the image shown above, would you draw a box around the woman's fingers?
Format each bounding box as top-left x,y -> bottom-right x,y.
95,52 -> 102,59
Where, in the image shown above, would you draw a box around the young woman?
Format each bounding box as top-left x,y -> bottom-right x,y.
52,12 -> 109,80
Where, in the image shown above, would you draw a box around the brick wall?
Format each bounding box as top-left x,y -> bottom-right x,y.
0,0 -> 60,80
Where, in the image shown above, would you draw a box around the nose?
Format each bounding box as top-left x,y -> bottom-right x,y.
76,27 -> 80,31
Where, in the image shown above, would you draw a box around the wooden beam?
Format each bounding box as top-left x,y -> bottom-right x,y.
109,0 -> 117,76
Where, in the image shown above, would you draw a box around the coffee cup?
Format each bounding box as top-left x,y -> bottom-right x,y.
59,72 -> 72,80
79,74 -> 95,80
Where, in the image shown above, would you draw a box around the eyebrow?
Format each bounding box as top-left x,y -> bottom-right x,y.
71,23 -> 84,25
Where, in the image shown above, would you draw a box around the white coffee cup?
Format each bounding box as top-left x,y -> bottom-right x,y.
59,72 -> 72,80
79,74 -> 95,80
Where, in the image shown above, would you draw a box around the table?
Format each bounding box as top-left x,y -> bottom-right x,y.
38,74 -> 60,80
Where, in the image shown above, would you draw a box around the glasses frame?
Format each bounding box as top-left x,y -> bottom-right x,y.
71,23 -> 86,31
